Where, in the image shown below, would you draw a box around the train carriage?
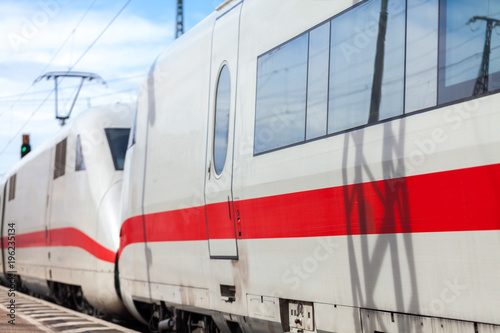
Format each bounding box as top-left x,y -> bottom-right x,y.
119,0 -> 500,332
0,103 -> 133,316
1,0 -> 497,331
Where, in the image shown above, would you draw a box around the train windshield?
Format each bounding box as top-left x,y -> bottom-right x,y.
105,128 -> 130,170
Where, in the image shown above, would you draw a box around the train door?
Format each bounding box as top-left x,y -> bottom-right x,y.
204,3 -> 242,259
44,143 -> 58,280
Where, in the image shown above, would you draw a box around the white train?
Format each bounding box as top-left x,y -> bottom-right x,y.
117,0 -> 500,332
0,103 -> 133,316
1,0 -> 499,332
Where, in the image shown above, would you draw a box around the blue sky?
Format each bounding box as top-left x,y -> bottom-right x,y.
0,0 -> 224,177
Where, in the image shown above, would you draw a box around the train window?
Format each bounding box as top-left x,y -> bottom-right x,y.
255,34 -> 308,154
328,0 -> 405,133
406,0 -> 438,112
306,22 -> 330,140
105,128 -> 130,171
54,138 -> 67,179
438,0 -> 500,104
254,0 -> 406,154
75,135 -> 86,171
253,0 -> 500,155
8,174 -> 16,201
213,65 -> 231,175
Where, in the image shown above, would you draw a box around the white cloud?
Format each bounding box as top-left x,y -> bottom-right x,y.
0,0 -> 186,174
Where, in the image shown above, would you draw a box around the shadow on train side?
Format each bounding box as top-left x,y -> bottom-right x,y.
342,118 -> 420,333
341,1 -> 419,329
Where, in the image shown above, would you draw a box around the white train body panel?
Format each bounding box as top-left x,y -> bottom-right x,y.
117,0 -> 500,331
1,104 -> 133,315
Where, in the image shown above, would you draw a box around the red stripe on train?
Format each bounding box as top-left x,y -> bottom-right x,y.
119,163 -> 500,254
2,227 -> 116,263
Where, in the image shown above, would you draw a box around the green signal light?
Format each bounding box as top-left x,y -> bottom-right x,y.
22,147 -> 27,152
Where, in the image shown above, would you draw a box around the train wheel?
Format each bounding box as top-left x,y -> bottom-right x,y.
147,305 -> 160,333
48,281 -> 61,305
82,299 -> 95,316
49,282 -> 71,308
186,313 -> 221,333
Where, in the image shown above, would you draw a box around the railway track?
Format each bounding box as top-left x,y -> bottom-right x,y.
0,285 -> 142,332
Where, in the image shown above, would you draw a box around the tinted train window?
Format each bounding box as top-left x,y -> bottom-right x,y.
75,135 -> 86,171
54,138 -> 67,179
253,0 -> 499,155
307,22 -> 330,140
255,34 -> 308,154
105,128 -> 130,171
328,0 -> 405,133
213,65 -> 231,175
8,174 -> 16,201
406,0 -> 438,112
438,0 -> 500,104
254,0 -> 406,154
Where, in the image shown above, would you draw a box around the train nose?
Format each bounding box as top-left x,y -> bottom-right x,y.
83,179 -> 130,316
97,180 -> 123,251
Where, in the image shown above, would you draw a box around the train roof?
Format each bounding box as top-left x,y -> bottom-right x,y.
2,103 -> 134,181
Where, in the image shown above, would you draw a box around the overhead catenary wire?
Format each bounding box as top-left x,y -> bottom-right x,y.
0,0 -> 97,121
0,0 -> 133,159
64,0 -> 132,74
0,74 -> 144,102
40,0 -> 98,76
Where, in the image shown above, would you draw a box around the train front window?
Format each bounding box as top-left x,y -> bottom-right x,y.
439,0 -> 500,104
105,128 -> 130,171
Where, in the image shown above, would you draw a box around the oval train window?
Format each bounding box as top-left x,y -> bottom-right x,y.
213,65 -> 231,176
